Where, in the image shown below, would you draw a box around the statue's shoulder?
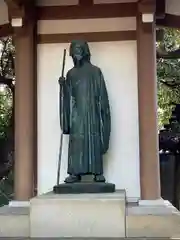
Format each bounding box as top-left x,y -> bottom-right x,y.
91,64 -> 101,74
66,67 -> 76,78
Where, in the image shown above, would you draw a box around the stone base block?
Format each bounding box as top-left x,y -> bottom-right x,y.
30,190 -> 126,238
53,182 -> 115,194
0,206 -> 29,237
127,201 -> 180,238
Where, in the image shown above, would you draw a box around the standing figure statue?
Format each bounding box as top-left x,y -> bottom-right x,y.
59,40 -> 111,184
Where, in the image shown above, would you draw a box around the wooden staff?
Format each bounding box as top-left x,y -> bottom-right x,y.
56,49 -> 66,186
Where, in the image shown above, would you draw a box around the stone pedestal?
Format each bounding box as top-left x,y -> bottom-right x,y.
30,190 -> 126,238
53,182 -> 115,194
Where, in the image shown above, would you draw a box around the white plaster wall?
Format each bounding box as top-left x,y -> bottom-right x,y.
166,0 -> 180,16
38,18 -> 136,34
36,0 -> 78,6
37,41 -> 140,199
94,0 -> 137,3
0,1 -> 9,25
36,0 -> 137,6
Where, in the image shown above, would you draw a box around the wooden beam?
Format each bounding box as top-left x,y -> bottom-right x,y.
37,3 -> 137,20
138,0 -> 156,13
156,0 -> 165,19
37,31 -> 136,44
5,0 -> 25,20
5,0 -> 22,9
0,24 -> 13,37
79,0 -> 93,6
37,29 -> 162,44
6,0 -> 35,23
157,14 -> 180,29
5,0 -> 32,8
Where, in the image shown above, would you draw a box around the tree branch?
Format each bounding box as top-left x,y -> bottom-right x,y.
0,39 -> 9,77
0,76 -> 14,92
160,80 -> 179,88
157,48 -> 180,59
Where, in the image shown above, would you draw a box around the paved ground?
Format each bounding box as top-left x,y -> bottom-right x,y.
10,236 -> 177,239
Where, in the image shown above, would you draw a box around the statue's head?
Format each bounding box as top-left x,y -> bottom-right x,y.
69,40 -> 91,65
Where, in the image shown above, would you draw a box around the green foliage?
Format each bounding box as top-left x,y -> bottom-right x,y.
157,29 -> 180,129
158,28 -> 180,51
0,37 -> 14,206
0,37 -> 15,79
0,37 -> 14,139
157,81 -> 180,128
0,87 -> 12,139
0,170 -> 13,207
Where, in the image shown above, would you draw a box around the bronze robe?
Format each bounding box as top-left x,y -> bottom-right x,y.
60,62 -> 111,175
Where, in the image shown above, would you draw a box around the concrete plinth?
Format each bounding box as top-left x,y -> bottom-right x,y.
30,190 -> 126,238
127,200 -> 180,238
0,206 -> 29,237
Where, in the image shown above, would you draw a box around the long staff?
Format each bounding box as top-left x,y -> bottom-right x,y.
56,49 -> 66,186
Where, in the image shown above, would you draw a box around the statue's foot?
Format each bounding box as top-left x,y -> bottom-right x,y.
64,175 -> 81,183
94,174 -> 106,183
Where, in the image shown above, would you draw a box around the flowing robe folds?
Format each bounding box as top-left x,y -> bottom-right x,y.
60,62 -> 111,176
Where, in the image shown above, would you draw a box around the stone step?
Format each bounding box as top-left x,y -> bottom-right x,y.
126,204 -> 180,238
9,238 -> 173,240
30,191 -> 126,238
0,204 -> 179,238
0,205 -> 29,215
3,237 -> 173,240
0,205 -> 29,237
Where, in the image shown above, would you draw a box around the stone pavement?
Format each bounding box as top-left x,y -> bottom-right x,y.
10,236 -> 177,239
0,239 -> 174,240
0,201 -> 180,238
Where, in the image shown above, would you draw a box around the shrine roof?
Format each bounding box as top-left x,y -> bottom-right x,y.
1,0 -> 180,38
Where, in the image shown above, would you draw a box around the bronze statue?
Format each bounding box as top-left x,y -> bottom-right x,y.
59,40 -> 111,184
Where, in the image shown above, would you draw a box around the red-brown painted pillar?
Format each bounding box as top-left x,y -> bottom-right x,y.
137,5 -> 161,200
14,21 -> 37,201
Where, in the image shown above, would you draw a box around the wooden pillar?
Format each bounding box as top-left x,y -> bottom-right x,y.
14,21 -> 36,201
137,10 -> 161,200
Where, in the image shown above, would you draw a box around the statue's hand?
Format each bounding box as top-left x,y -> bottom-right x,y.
58,76 -> 66,85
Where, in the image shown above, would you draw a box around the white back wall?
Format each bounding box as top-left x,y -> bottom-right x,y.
36,0 -> 78,6
37,41 -> 140,199
166,0 -> 180,16
0,1 -> 9,25
38,18 -> 136,34
36,0 -> 137,6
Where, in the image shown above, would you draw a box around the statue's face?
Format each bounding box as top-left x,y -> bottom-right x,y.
72,44 -> 83,61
